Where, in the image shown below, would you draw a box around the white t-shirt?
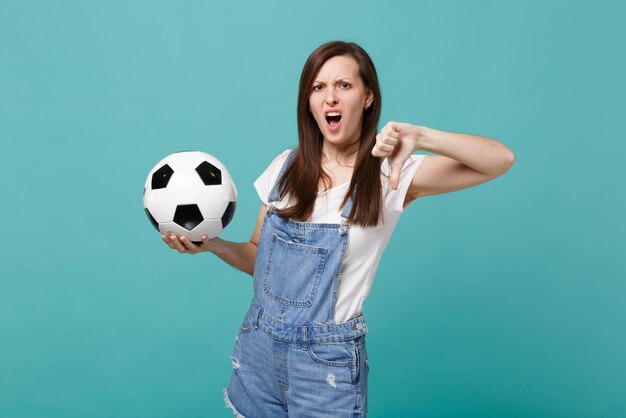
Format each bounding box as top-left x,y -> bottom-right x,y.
254,149 -> 426,324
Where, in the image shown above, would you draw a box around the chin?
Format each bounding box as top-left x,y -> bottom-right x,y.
328,132 -> 359,146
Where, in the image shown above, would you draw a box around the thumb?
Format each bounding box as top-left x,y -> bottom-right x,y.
389,143 -> 413,190
390,157 -> 402,190
201,234 -> 212,248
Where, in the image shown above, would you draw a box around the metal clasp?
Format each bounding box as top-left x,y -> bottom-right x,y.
267,204 -> 276,216
338,218 -> 351,235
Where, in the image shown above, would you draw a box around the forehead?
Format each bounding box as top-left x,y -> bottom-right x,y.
314,55 -> 360,80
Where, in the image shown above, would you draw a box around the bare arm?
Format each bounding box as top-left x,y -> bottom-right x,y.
162,203 -> 268,277
206,204 -> 267,276
372,122 -> 515,206
406,126 -> 515,201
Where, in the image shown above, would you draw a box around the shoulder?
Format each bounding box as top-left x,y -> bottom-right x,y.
255,148 -> 294,185
254,148 -> 294,205
264,148 -> 293,177
273,148 -> 293,165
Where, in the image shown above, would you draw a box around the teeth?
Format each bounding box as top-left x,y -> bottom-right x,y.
327,111 -> 341,117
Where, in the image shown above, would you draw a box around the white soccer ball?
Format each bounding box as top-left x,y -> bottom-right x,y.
143,151 -> 237,243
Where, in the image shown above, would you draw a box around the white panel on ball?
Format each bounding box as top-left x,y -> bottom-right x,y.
196,184 -> 232,219
167,169 -> 205,203
159,219 -> 222,242
144,188 -> 177,223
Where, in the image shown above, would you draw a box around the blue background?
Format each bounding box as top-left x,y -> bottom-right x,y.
1,1 -> 624,417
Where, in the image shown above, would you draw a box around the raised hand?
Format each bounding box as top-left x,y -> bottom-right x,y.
371,121 -> 421,190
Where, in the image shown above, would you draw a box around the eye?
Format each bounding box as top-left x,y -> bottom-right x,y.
339,82 -> 351,89
312,84 -> 323,91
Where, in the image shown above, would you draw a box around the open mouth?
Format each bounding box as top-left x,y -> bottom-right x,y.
325,111 -> 342,130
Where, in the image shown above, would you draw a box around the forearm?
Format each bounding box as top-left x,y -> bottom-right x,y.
416,126 -> 515,175
208,237 -> 257,277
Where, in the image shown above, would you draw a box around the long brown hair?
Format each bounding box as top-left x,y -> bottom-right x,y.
277,40 -> 383,227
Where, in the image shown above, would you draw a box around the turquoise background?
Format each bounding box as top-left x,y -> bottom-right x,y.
1,1 -> 624,417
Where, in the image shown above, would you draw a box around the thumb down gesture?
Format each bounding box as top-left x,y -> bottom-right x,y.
371,121 -> 420,190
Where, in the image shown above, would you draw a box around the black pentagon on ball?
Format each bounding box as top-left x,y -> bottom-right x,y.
221,201 -> 236,228
144,208 -> 159,231
174,204 -> 204,231
196,161 -> 221,185
152,164 -> 174,189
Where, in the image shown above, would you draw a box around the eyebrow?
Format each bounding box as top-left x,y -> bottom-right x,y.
312,78 -> 355,84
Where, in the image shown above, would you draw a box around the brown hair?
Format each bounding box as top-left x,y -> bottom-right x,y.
276,40 -> 384,227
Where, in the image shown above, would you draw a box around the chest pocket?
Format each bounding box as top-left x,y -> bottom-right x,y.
263,233 -> 328,307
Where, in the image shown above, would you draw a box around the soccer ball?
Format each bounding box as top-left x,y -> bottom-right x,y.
143,151 -> 237,244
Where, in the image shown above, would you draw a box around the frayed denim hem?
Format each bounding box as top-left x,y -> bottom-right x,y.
223,388 -> 246,418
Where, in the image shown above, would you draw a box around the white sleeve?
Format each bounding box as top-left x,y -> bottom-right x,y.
383,154 -> 427,213
253,149 -> 292,205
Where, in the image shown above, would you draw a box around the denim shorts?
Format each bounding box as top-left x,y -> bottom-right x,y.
223,320 -> 369,417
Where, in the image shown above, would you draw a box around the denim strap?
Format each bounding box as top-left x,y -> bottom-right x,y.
266,148 -> 355,227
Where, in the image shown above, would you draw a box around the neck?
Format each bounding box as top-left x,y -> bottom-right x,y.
321,139 -> 360,167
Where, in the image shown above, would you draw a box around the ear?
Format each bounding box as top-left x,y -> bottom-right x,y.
365,89 -> 374,108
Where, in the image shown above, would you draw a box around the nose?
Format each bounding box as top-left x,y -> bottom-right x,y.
324,87 -> 338,105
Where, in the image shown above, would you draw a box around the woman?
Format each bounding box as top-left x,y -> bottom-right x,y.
162,41 -> 515,417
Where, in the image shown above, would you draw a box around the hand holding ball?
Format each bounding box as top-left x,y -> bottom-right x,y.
143,151 -> 237,245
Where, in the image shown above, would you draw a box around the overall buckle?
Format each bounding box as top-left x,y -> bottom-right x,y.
338,218 -> 351,235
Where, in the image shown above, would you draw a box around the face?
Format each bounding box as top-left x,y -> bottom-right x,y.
308,55 -> 373,148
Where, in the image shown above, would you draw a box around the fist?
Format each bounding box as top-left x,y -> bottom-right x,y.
372,121 -> 419,189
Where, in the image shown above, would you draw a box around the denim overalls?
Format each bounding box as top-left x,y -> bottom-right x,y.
224,149 -> 369,417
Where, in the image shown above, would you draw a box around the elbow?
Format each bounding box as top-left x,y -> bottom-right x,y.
247,260 -> 256,277
505,150 -> 516,171
496,149 -> 516,176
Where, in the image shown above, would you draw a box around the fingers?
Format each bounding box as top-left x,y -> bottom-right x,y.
372,121 -> 411,190
162,234 -> 186,253
179,236 -> 201,254
372,128 -> 399,157
162,234 -> 175,249
161,234 -> 205,255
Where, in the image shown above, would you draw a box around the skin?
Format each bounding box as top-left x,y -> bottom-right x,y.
163,54 -> 516,275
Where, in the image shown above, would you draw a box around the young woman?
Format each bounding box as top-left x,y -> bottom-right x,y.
162,41 -> 515,417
